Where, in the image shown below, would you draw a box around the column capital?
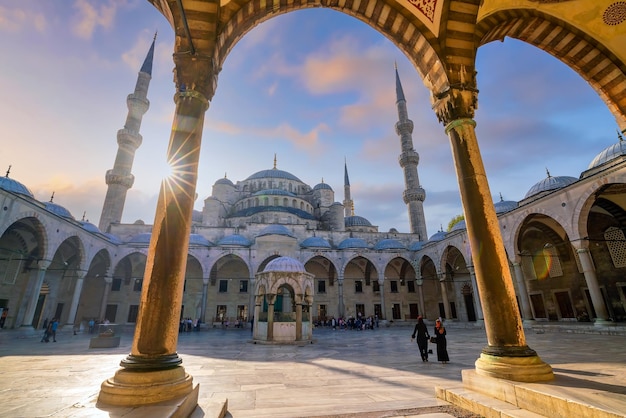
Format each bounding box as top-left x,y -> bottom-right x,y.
432,85 -> 478,125
173,52 -> 218,103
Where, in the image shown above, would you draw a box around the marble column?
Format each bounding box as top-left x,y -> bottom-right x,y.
253,295 -> 262,339
417,281 -> 425,318
439,275 -> 451,319
21,260 -> 49,328
433,83 -> 552,382
66,272 -> 86,328
577,248 -> 611,324
295,301 -> 303,340
512,262 -> 533,322
99,277 -> 112,322
267,294 -> 276,340
337,273 -> 345,317
378,277 -> 386,320
467,265 -> 484,321
201,279 -> 208,323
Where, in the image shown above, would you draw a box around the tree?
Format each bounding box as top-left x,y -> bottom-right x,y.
447,214 -> 464,232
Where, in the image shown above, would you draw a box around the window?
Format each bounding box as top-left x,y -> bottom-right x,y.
606,227 -> 626,267
111,278 -> 122,291
356,304 -> 365,318
318,304 -> 327,321
133,279 -> 143,292
237,305 -> 247,321
127,305 -> 139,323
105,304 -> 117,323
219,280 -> 228,293
318,280 -> 326,294
542,244 -> 563,278
390,280 -> 398,293
373,281 -> 380,292
239,280 -> 248,293
392,303 -> 401,320
216,305 -> 227,321
355,280 -> 363,293
407,280 -> 416,293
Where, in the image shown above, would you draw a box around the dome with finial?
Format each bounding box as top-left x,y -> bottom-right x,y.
263,256 -> 306,273
587,130 -> 626,170
245,154 -> 302,182
215,173 -> 234,186
44,192 -> 74,220
494,193 -> 518,214
0,166 -> 34,198
313,179 -> 333,191
345,215 -> 372,227
524,168 -> 577,199
429,229 -> 447,242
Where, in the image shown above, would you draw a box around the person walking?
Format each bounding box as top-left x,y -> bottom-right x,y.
411,316 -> 430,362
50,318 -> 59,342
433,318 -> 449,364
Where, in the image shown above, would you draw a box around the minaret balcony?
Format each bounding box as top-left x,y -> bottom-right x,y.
117,129 -> 143,149
398,150 -> 420,167
105,170 -> 135,189
394,120 -> 414,135
126,94 -> 149,115
403,188 -> 425,203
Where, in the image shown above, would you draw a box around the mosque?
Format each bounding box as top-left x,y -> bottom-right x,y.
1,36 -> 625,333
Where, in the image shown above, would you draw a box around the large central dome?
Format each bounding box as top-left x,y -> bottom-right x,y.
245,168 -> 302,182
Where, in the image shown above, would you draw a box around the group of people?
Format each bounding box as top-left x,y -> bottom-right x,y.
40,318 -> 59,343
315,315 -> 379,331
179,317 -> 201,332
411,316 -> 449,364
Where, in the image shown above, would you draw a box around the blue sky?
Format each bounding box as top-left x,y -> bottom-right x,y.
0,1 -> 618,237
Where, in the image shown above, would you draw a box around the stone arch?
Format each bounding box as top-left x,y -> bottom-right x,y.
477,8 -> 626,127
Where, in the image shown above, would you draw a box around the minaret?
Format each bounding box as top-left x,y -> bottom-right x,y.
394,65 -> 428,240
343,159 -> 353,217
98,35 -> 155,232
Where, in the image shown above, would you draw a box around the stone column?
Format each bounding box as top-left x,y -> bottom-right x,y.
439,274 -> 451,319
267,294 -> 276,340
433,83 -> 552,382
467,265 -> 484,321
21,260 -> 49,328
577,248 -> 611,324
512,262 -> 533,322
295,300 -> 303,340
253,294 -> 262,339
248,276 -> 256,325
99,277 -> 112,321
337,273 -> 345,317
200,278 -> 208,324
378,276 -> 386,320
99,52 -> 214,407
66,272 -> 86,328
417,282 -> 425,318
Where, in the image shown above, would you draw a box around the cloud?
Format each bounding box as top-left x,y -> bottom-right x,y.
71,0 -> 118,40
0,5 -> 47,33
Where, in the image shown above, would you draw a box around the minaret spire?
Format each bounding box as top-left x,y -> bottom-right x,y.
98,36 -> 155,232
343,158 -> 353,217
394,66 -> 428,240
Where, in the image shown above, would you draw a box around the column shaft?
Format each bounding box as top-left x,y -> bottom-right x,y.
66,275 -> 85,327
440,278 -> 451,319
99,278 -> 112,321
21,268 -> 47,327
468,267 -> 484,320
512,263 -> 533,321
577,248 -> 610,321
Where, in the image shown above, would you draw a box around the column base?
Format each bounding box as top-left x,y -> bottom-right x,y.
475,352 -> 554,383
98,365 -> 195,407
593,318 -> 615,327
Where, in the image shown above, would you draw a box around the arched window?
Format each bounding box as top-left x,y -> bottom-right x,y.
605,226 -> 626,268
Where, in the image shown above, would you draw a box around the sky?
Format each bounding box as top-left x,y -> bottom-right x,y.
0,1 -> 619,238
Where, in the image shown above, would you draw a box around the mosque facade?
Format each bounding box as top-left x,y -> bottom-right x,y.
1,41 -> 626,332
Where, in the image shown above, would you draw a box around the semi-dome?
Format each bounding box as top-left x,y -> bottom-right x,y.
300,236 -> 332,249
524,173 -> 577,199
45,202 -> 74,219
79,221 -> 100,233
373,238 -> 406,250
313,182 -> 333,191
246,168 -> 302,183
345,215 -> 372,227
428,230 -> 447,242
587,137 -> 626,169
257,224 -> 294,238
449,220 -> 466,232
0,175 -> 34,198
189,234 -> 213,247
252,188 -> 296,197
337,237 -> 369,249
127,233 -> 152,244
264,256 -> 305,273
217,234 -> 251,247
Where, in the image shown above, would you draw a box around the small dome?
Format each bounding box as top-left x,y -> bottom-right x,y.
217,234 -> 251,247
0,175 -> 34,198
189,234 -> 213,247
79,221 -> 100,233
253,189 -> 296,197
264,256 -> 305,273
428,230 -> 447,242
127,233 -> 152,244
246,168 -> 302,182
257,224 -> 294,238
337,237 -> 369,250
449,220 -> 466,232
300,236 -> 332,249
494,200 -> 518,214
409,241 -> 424,251
313,182 -> 333,191
215,177 -> 234,186
103,233 -> 123,245
345,215 -> 372,227
45,202 -> 74,219
588,137 -> 626,169
524,174 -> 577,199
374,238 -> 406,250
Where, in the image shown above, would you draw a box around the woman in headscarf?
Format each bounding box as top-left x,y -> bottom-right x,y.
434,318 -> 449,364
411,316 -> 430,362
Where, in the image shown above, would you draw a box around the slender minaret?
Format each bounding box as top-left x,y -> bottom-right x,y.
394,65 -> 428,240
98,35 -> 156,232
343,159 -> 353,217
